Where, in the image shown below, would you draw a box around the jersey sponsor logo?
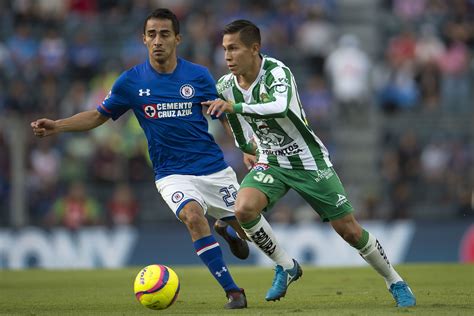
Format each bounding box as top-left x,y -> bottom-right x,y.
142,102 -> 193,119
252,163 -> 270,171
260,143 -> 303,156
335,194 -> 348,207
171,191 -> 184,203
138,88 -> 151,96
179,84 -> 195,99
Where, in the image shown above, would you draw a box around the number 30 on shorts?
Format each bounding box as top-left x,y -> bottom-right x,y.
253,171 -> 274,184
220,184 -> 238,207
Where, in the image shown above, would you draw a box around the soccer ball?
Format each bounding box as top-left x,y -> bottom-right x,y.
134,264 -> 180,310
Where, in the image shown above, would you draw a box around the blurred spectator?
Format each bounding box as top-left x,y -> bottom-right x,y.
46,181 -> 102,229
38,28 -> 67,76
414,24 -> 444,110
107,183 -> 139,226
438,40 -> 471,112
299,74 -> 332,125
325,34 -> 372,121
69,31 -> 100,80
297,6 -> 335,75
29,138 -> 61,187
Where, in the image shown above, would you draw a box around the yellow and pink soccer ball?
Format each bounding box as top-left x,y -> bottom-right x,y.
134,264 -> 180,310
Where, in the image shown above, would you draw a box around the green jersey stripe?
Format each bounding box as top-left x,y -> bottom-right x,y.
287,110 -> 328,170
288,153 -> 304,169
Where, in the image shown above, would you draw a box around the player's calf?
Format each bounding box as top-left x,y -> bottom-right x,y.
214,220 -> 249,260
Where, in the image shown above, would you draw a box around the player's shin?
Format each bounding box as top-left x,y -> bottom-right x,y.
239,214 -> 294,269
194,235 -> 240,292
353,229 -> 403,288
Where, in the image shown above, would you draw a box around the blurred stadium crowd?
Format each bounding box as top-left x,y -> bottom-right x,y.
0,0 -> 472,229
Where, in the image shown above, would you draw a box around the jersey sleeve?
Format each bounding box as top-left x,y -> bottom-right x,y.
226,113 -> 256,154
97,72 -> 130,120
233,67 -> 292,118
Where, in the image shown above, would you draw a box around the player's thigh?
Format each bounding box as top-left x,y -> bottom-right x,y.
155,174 -> 206,220
239,165 -> 289,210
289,167 -> 354,222
194,166 -> 241,220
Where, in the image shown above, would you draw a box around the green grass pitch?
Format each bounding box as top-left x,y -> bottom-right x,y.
1,264 -> 473,315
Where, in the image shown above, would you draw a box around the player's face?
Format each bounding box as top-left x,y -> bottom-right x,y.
143,18 -> 181,64
222,33 -> 259,76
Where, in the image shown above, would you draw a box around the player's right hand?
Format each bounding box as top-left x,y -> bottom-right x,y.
30,118 -> 57,137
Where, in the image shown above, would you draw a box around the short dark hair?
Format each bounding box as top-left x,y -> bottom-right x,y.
223,19 -> 261,47
143,8 -> 180,35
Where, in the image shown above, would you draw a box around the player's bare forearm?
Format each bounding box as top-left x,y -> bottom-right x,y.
219,116 -> 234,138
202,99 -> 235,118
31,110 -> 109,137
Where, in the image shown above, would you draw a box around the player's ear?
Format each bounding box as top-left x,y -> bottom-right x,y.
251,43 -> 260,56
175,33 -> 182,46
142,33 -> 146,45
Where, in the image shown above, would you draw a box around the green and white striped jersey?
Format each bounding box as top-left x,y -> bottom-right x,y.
217,55 -> 332,171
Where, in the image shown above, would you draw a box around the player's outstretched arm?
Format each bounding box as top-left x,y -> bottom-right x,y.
31,110 -> 109,138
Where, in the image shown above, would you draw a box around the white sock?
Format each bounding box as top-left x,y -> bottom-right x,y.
358,231 -> 403,288
241,214 -> 294,270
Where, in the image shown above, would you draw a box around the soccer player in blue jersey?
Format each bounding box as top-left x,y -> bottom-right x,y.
31,8 -> 247,309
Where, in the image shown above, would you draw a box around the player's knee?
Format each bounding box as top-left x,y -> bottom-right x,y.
234,201 -> 258,223
179,206 -> 205,227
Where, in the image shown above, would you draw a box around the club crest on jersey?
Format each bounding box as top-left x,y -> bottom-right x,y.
180,84 -> 195,99
143,105 -> 157,118
139,89 -> 151,96
171,191 -> 184,203
253,163 -> 270,171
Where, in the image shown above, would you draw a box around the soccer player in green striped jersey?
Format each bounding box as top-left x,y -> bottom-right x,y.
202,20 -> 416,308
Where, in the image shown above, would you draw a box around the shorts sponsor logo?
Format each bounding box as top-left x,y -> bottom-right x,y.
171,191 -> 184,203
336,194 -> 347,207
314,168 -> 334,183
180,84 -> 195,99
253,163 -> 270,171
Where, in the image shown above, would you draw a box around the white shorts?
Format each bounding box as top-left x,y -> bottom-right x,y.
155,166 -> 240,220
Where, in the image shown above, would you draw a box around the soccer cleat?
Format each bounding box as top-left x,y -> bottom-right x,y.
265,259 -> 302,301
214,220 -> 249,260
225,288 -> 247,309
389,281 -> 416,307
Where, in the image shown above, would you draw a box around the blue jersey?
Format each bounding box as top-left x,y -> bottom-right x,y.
97,58 -> 228,180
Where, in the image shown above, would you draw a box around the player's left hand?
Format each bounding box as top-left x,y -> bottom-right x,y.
202,99 -> 234,117
243,153 -> 257,170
